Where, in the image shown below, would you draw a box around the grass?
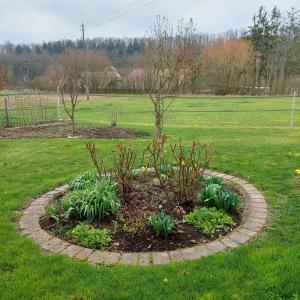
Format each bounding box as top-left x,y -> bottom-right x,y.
1,95 -> 300,299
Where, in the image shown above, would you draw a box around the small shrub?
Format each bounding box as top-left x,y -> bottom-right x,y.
112,143 -> 137,200
61,178 -> 121,221
104,104 -> 119,127
68,169 -> 99,191
68,223 -> 111,249
151,212 -> 175,238
185,207 -> 234,236
201,184 -> 241,213
144,139 -> 215,204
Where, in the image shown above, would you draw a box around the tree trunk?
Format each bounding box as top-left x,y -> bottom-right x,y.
155,113 -> 162,138
71,116 -> 75,137
155,98 -> 162,138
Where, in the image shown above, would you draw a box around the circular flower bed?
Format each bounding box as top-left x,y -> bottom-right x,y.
19,140 -> 268,265
40,169 -> 243,252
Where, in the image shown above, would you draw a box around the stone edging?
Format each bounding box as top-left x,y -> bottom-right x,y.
18,170 -> 268,266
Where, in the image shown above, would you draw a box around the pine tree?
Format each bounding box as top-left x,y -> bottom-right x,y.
248,6 -> 281,93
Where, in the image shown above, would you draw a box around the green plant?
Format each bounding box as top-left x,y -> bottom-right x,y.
111,220 -> 119,234
46,204 -> 61,223
61,178 -> 121,221
131,169 -> 139,179
201,183 -> 223,199
202,176 -> 227,187
159,164 -> 174,176
185,207 -> 234,236
68,223 -> 111,249
68,169 -> 99,191
54,225 -> 70,235
201,184 -> 241,213
151,211 -> 175,238
122,223 -> 137,236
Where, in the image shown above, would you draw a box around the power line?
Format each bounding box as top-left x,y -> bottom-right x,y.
89,0 -> 160,29
88,0 -> 142,27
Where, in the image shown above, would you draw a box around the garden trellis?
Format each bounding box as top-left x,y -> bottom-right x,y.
0,92 -> 60,128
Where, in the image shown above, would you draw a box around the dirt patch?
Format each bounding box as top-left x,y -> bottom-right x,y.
40,173 -> 242,252
0,122 -> 144,139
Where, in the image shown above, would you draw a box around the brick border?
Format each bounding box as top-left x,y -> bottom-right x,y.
18,170 -> 268,266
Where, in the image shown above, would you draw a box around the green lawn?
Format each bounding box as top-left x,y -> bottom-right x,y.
1,95 -> 300,300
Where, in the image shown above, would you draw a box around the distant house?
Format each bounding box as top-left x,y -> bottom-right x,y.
102,66 -> 122,90
126,68 -> 145,91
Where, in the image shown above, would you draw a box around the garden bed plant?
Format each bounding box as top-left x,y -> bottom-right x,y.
40,138 -> 244,252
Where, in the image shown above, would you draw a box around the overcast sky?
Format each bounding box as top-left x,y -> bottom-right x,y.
0,0 -> 298,44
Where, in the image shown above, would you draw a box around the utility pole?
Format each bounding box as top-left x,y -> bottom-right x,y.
81,23 -> 90,100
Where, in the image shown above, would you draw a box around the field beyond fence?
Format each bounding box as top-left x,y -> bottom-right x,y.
0,93 -> 59,128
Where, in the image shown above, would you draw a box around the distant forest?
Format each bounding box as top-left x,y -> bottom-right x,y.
0,6 -> 300,95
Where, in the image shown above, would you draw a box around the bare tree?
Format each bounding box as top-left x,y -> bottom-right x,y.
200,37 -> 252,94
57,50 -> 83,136
144,16 -> 197,138
0,64 -> 4,90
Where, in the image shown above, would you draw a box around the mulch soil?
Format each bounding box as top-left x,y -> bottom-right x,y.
0,121 -> 139,139
40,173 -> 242,253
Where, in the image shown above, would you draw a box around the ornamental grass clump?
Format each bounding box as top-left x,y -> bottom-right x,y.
201,175 -> 227,187
68,169 -> 99,191
201,183 -> 241,213
61,178 -> 121,221
151,211 -> 175,238
185,207 -> 234,236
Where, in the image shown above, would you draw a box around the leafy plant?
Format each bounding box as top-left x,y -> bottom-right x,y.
68,169 -> 99,191
201,183 -> 223,199
68,223 -> 111,249
131,169 -> 139,179
151,211 -> 175,238
61,178 -> 121,221
46,204 -> 61,223
201,184 -> 241,213
159,164 -> 174,176
185,207 -> 234,236
201,176 -> 227,187
122,223 -> 137,236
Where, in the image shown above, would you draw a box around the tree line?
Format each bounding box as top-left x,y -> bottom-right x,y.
0,6 -> 299,95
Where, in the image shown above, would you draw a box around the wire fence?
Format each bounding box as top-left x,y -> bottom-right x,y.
0,93 -> 59,128
0,92 -> 298,129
